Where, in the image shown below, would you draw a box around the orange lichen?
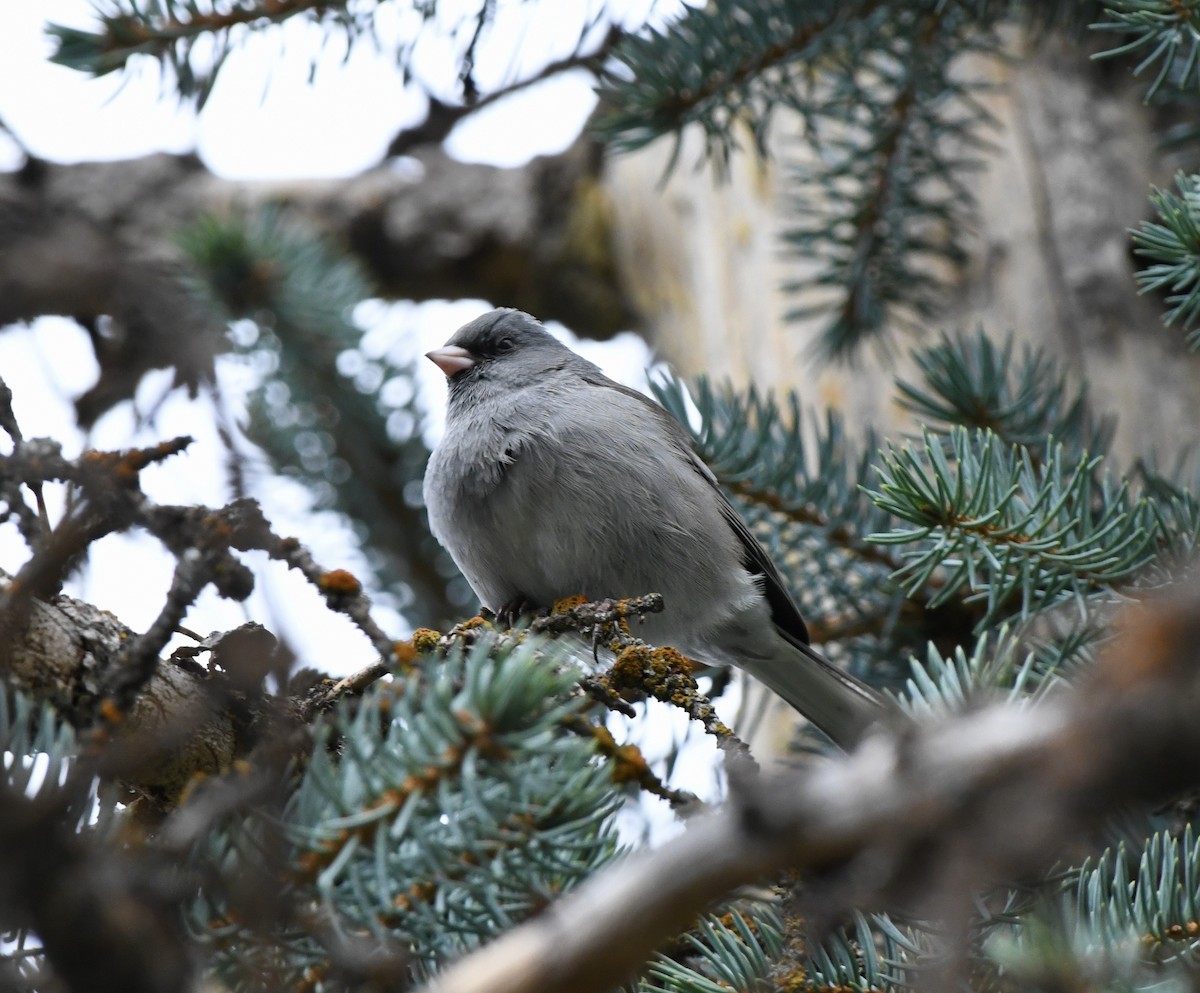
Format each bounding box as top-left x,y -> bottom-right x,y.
1162,921 -> 1200,941
771,969 -> 810,993
653,646 -> 694,675
717,908 -> 759,937
588,718 -> 647,777
203,513 -> 234,538
591,725 -> 617,750
392,640 -> 420,667
98,698 -> 124,725
609,742 -> 650,783
317,569 -> 362,596
609,644 -> 652,690
552,594 -> 589,614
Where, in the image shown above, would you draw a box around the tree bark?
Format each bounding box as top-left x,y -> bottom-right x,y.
602,30 -> 1200,466
3,30 -> 1196,456
0,140 -> 630,422
1,578 -> 236,805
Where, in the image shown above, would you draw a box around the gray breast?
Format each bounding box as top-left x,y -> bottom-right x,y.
426,378 -> 762,656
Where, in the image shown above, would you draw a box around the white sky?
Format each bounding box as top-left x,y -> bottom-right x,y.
0,0 -> 630,174
0,0 -> 649,627
0,0 -> 735,815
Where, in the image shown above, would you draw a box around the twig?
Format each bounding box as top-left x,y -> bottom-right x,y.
223,498 -> 397,664
601,642 -> 756,771
106,499 -> 256,712
104,549 -> 216,710
525,593 -> 753,766
567,716 -> 702,812
529,592 -> 664,636
299,657 -> 391,720
578,674 -> 636,717
457,0 -> 495,102
0,114 -> 30,160
0,376 -> 21,442
417,580 -> 1200,993
387,25 -> 624,156
0,435 -> 193,661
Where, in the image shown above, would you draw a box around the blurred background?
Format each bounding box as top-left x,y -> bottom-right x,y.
9,5 -> 1200,989
0,0 -> 659,672
2,0 -> 1200,738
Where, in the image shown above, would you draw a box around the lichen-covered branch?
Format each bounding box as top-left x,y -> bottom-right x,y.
419,580 -> 1200,993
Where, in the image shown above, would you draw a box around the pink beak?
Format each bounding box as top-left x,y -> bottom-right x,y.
426,345 -> 475,378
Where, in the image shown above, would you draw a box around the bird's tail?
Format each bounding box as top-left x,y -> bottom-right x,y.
742,637 -> 891,750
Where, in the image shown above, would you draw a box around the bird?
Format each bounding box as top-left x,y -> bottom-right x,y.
422,308 -> 887,749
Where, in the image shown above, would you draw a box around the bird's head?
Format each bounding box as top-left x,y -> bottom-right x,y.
426,309 -> 576,397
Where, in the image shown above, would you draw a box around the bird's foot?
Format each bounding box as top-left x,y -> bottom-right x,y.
494,595 -> 540,629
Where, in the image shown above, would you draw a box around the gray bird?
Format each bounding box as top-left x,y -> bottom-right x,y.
422,308 -> 886,748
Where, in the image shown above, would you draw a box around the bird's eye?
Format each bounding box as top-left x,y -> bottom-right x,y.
496,336 -> 515,353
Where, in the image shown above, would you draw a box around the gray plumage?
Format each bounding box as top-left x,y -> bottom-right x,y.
422,308 -> 886,748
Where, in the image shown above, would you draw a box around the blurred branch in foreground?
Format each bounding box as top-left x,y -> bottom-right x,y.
423,579 -> 1200,993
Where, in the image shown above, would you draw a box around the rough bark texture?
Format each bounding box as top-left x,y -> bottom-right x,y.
602,32 -> 1200,466
0,141 -> 628,422
1,581 -> 237,804
0,142 -> 627,333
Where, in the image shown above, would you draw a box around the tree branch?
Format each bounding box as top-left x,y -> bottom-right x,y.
419,578 -> 1200,993
0,136 -> 628,427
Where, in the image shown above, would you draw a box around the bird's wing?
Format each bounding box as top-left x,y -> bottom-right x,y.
579,372 -> 811,646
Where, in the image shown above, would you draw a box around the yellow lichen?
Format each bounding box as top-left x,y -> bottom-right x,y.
410,627 -> 442,652
610,743 -> 650,783
609,644 -> 652,691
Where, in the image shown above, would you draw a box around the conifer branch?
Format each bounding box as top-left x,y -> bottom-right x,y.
420,581 -> 1200,993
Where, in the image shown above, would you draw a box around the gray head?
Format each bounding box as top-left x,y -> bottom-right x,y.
426,309 -> 584,399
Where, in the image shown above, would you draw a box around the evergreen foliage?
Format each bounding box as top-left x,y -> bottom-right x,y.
48,1 -> 447,106
1133,173 -> 1200,348
0,687 -> 121,990
188,632 -> 621,990
895,332 -> 1115,456
596,0 -> 1005,355
45,3 -> 1200,355
650,373 -> 904,677
178,208 -> 459,622
639,906 -> 785,993
6,2 -> 1200,993
1093,0 -> 1200,101
870,427 -> 1157,622
0,684 -> 78,804
982,828 -> 1200,988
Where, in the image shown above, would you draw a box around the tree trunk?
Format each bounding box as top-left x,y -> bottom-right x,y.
602,31 -> 1200,464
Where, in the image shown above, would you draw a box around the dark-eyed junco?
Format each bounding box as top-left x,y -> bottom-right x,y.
422,308 -> 886,748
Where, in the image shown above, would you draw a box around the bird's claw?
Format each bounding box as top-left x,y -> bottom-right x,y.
495,595 -> 538,628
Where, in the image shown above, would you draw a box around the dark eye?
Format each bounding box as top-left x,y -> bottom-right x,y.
495,336 -> 515,353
